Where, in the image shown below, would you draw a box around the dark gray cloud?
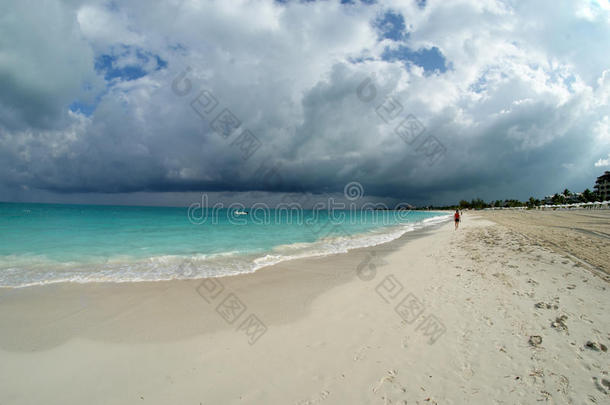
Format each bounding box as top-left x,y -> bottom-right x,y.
1,0 -> 609,207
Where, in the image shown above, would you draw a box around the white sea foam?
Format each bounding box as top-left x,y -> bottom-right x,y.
0,214 -> 451,288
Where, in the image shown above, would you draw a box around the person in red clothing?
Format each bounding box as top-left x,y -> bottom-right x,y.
454,209 -> 461,230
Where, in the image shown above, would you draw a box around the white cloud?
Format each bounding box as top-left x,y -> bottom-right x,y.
2,0 -> 610,204
77,5 -> 143,47
0,0 -> 101,130
594,115 -> 610,141
595,154 -> 610,167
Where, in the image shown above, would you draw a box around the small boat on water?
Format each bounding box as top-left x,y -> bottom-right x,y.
234,210 -> 248,215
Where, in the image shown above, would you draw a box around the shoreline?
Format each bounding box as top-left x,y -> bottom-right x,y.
1,211 -> 609,404
0,212 -> 451,289
0,215 -> 451,343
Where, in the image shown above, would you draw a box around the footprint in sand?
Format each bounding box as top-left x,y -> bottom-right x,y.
535,302 -> 558,310
529,368 -> 544,384
585,341 -> 608,352
549,373 -> 571,399
551,315 -> 569,332
372,370 -> 398,393
579,314 -> 594,324
538,390 -> 553,401
295,390 -> 330,405
593,376 -> 610,394
529,335 -> 543,347
353,346 -> 369,361
460,363 -> 475,378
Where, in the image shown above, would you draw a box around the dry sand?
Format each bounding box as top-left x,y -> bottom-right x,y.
479,210 -> 610,276
1,211 -> 609,404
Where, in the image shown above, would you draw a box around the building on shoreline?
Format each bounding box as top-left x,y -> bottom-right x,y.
595,171 -> 610,201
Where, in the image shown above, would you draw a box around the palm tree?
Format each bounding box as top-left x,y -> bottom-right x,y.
582,188 -> 596,202
528,197 -> 536,208
552,193 -> 566,204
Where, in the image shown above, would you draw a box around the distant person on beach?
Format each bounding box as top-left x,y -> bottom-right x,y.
454,209 -> 461,230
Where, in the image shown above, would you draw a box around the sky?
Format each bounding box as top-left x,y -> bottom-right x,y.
1,0 -> 609,207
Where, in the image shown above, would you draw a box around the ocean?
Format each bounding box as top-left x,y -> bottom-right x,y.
0,202 -> 449,287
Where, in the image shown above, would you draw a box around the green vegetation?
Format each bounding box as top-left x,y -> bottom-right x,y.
420,186 -> 603,211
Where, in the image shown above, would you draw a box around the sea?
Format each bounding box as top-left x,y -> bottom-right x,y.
0,202 -> 449,287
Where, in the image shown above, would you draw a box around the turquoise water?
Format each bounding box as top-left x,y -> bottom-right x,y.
0,202 -> 449,287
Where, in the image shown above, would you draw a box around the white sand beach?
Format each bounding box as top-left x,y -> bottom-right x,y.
1,211 -> 609,404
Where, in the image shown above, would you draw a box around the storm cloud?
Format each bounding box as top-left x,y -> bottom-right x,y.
1,0 -> 609,206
